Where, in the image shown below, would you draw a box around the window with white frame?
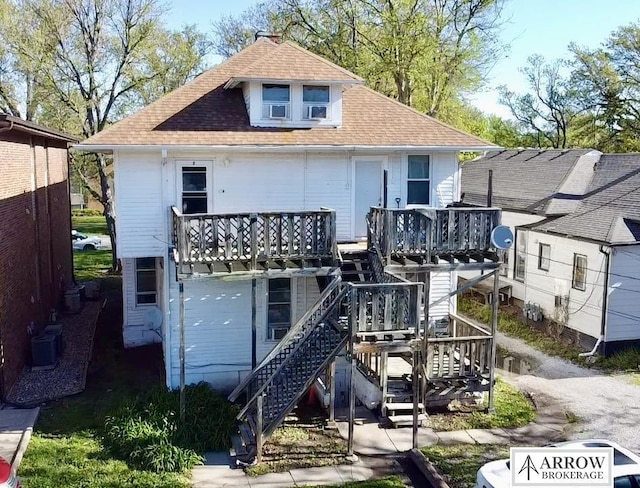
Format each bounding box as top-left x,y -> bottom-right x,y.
514,231 -> 526,282
407,155 -> 430,205
181,166 -> 207,214
538,243 -> 551,271
302,85 -> 330,119
572,254 -> 587,291
268,278 -> 291,340
262,84 -> 290,119
135,258 -> 157,305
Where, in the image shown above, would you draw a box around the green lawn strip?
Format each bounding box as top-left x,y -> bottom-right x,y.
420,444 -> 510,488
427,378 -> 536,431
72,215 -> 108,235
459,297 -> 640,372
73,250 -> 112,281
245,425 -> 348,477
301,477 -> 407,488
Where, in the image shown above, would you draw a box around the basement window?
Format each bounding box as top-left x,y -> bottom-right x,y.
135,258 -> 157,305
572,254 -> 587,291
268,278 -> 291,340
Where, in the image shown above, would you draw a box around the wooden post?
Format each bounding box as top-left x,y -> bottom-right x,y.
251,278 -> 257,369
347,285 -> 358,461
256,394 -> 264,463
412,348 -> 420,449
250,213 -> 258,271
179,281 -> 186,423
380,351 -> 388,408
488,270 -> 500,414
329,360 -> 336,422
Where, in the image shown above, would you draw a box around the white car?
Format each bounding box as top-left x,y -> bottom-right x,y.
71,230 -> 105,251
475,439 -> 640,488
0,456 -> 20,488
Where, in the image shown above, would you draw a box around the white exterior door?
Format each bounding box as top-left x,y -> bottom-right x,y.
353,157 -> 384,239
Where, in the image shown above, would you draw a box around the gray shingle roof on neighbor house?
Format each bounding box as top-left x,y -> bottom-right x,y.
461,149 -> 594,213
533,154 -> 640,244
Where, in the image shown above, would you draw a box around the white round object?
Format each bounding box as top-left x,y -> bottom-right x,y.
491,225 -> 514,250
145,306 -> 163,329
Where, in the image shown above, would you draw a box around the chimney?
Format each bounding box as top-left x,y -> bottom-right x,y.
255,31 -> 282,44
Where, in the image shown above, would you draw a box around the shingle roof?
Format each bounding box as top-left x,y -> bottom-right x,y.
79,38 -> 495,149
228,41 -> 363,83
532,154 -> 640,244
461,149 -> 594,213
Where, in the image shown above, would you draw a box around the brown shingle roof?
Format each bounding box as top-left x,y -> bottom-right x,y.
80,38 -> 495,149
228,41 -> 363,83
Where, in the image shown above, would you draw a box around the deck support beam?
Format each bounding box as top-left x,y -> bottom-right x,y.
328,360 -> 336,422
179,281 -> 186,423
488,270 -> 500,414
412,348 -> 419,449
256,395 -> 264,463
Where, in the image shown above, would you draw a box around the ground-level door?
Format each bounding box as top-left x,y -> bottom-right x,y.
353,157 -> 385,239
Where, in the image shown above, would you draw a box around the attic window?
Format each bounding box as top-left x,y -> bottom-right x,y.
262,84 -> 290,119
303,85 -> 329,119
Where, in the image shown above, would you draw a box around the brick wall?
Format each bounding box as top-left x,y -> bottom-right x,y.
0,131 -> 73,397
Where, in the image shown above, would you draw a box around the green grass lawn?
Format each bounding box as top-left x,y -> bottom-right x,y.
72,215 -> 108,235
427,378 -> 536,431
421,444 -> 510,488
314,478 -> 407,487
73,250 -> 112,281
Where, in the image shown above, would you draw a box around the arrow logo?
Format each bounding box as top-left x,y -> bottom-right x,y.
518,455 -> 539,481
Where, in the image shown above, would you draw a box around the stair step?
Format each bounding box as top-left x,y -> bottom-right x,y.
387,413 -> 428,427
247,413 -> 258,435
239,423 -> 255,446
231,434 -> 248,457
384,402 -> 425,411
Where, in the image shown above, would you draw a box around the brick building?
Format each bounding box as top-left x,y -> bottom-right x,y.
0,114 -> 77,398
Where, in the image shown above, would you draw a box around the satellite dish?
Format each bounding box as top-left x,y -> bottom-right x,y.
145,306 -> 163,331
491,225 -> 514,250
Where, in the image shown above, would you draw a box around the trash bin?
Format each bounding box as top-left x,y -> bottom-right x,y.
32,333 -> 58,369
44,324 -> 63,356
65,289 -> 81,313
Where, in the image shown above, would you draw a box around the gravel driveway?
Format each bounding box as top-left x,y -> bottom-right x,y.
496,331 -> 640,452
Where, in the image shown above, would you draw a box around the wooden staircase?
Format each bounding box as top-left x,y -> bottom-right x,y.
228,274 -> 350,464
339,249 -> 374,283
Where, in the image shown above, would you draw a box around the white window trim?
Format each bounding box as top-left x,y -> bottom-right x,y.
572,253 -> 587,291
514,230 -> 526,283
302,85 -> 330,120
175,160 -> 214,214
262,83 -> 291,121
266,277 -> 297,342
404,153 -> 432,208
135,257 -> 157,307
538,243 -> 551,271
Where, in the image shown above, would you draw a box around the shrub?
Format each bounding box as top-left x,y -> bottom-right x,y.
72,208 -> 103,216
103,383 -> 238,473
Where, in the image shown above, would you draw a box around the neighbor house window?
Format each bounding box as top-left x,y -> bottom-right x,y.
268,278 -> 291,340
538,243 -> 551,271
514,231 -> 526,282
262,84 -> 290,119
135,258 -> 157,305
303,85 -> 330,119
407,155 -> 430,205
500,250 -> 509,277
181,166 -> 207,214
572,254 -> 587,291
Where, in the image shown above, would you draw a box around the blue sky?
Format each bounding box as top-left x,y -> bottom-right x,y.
166,0 -> 640,117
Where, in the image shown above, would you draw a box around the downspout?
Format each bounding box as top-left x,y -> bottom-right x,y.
0,119 -> 11,399
578,245 -> 610,357
67,147 -> 76,285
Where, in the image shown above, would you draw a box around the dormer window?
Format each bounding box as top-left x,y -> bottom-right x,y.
303,85 -> 329,119
262,84 -> 290,119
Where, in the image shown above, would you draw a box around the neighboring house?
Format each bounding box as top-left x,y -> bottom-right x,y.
0,114 -> 77,398
76,36 -> 503,452
462,149 -> 640,355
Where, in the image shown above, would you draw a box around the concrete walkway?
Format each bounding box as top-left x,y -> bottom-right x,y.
0,407 -> 39,469
191,403 -> 569,487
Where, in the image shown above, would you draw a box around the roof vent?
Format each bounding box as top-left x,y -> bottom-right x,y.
255,31 -> 282,44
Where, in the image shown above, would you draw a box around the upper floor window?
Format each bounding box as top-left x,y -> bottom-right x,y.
262,84 -> 290,119
303,85 -> 330,119
181,166 -> 207,214
407,155 -> 430,205
538,243 -> 551,271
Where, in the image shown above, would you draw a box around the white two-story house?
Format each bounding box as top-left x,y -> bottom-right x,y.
462,149 -> 640,356
77,36 -> 500,396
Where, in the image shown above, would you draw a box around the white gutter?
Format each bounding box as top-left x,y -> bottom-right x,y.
74,144 -> 501,153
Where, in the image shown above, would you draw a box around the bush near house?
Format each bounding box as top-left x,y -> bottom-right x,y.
103,383 -> 238,473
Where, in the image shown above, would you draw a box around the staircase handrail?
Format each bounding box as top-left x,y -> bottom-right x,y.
237,284 -> 350,420
228,273 -> 343,402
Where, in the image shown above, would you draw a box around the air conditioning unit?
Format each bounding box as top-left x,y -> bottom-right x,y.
269,104 -> 287,119
522,302 -> 543,322
306,105 -> 327,119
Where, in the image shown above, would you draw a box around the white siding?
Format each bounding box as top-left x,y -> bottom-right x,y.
122,258 -> 163,347
606,245 -> 640,342
429,271 -> 452,321
521,230 -> 604,340
168,277 -> 253,391
114,151 -> 165,258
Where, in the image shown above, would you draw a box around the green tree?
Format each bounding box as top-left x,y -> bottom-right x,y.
0,0 -> 208,270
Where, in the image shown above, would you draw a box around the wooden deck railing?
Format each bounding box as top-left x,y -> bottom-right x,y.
171,207 -> 337,272
368,206 -> 501,261
351,282 -> 422,334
